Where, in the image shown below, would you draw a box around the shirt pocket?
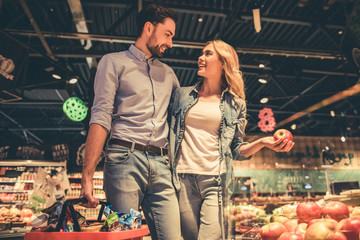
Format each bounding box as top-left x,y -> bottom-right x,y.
105,144 -> 131,164
223,117 -> 238,139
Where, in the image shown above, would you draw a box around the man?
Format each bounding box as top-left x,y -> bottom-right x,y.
80,5 -> 180,240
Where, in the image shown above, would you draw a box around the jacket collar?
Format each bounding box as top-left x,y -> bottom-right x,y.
190,81 -> 230,97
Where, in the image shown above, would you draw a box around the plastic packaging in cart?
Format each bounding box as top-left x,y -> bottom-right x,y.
101,205 -> 142,231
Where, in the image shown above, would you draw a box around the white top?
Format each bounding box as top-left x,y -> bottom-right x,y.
176,100 -> 221,175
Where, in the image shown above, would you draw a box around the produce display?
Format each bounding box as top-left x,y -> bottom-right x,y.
0,206 -> 34,229
229,200 -> 360,240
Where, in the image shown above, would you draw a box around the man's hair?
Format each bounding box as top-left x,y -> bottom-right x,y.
136,4 -> 178,38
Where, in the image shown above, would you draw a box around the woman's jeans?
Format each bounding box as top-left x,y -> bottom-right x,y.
103,143 -> 181,240
178,174 -> 221,240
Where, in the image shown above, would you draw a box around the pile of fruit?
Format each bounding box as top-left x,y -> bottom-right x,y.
0,206 -> 34,228
259,200 -> 360,240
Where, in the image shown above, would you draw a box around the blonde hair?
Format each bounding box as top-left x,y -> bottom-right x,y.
206,40 -> 246,102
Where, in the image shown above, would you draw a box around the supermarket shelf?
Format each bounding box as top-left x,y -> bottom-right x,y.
70,186 -> 103,189
0,190 -> 33,193
0,160 -> 67,167
1,180 -> 34,183
69,176 -> 103,179
0,201 -> 29,204
0,227 -> 31,239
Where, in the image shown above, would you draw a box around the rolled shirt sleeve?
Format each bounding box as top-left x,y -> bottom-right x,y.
90,54 -> 120,132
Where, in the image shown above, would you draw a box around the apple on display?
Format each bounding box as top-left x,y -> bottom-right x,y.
307,218 -> 338,229
305,221 -> 346,240
322,201 -> 349,222
337,216 -> 360,240
296,202 -> 322,223
279,231 -> 304,240
273,129 -> 293,141
260,222 -> 288,240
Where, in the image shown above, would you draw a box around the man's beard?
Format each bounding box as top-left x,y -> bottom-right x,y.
147,43 -> 167,58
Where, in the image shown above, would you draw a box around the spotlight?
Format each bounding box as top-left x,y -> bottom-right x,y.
340,136 -> 346,142
52,74 -> 61,79
258,78 -> 267,84
258,74 -> 268,84
260,97 -> 268,103
69,77 -> 78,84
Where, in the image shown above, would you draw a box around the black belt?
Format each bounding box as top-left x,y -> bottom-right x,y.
108,139 -> 168,155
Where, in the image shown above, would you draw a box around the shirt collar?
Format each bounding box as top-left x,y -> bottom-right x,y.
129,44 -> 158,63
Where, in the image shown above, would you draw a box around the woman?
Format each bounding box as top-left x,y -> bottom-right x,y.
169,40 -> 294,240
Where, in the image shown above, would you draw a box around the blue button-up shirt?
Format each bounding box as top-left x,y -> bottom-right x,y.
90,45 -> 180,148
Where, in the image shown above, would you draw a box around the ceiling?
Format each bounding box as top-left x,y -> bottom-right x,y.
0,0 -> 360,145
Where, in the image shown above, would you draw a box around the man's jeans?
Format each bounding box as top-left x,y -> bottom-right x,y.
103,143 -> 181,240
178,174 -> 221,240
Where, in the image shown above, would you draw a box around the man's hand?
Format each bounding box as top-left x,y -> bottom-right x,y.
80,179 -> 99,208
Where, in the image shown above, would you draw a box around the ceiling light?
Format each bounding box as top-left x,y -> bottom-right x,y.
260,97 -> 268,103
69,78 -> 78,84
259,63 -> 265,68
251,1 -> 262,33
52,74 -> 61,79
291,124 -> 296,130
330,110 -> 335,117
258,78 -> 267,84
340,136 -> 346,142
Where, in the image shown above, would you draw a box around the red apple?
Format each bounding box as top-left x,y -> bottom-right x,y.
305,221 -> 346,240
279,231 -> 304,240
307,218 -> 338,229
296,202 -> 322,223
283,219 -> 298,231
350,206 -> 360,217
260,222 -> 288,240
337,216 -> 360,240
273,129 -> 293,141
294,223 -> 307,237
322,201 -> 349,222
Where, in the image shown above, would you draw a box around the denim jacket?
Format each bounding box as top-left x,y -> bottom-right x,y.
169,82 -> 251,196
